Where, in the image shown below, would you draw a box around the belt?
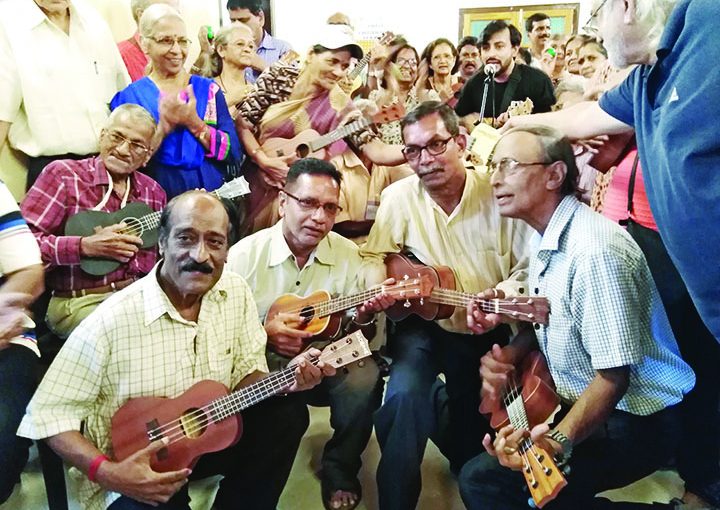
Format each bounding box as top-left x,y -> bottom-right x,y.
52,278 -> 136,299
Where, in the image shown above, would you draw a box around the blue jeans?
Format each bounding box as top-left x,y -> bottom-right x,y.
459,405 -> 681,510
0,344 -> 38,503
304,356 -> 383,494
375,317 -> 506,510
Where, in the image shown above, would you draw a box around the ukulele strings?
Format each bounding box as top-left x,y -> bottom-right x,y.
278,287 -> 381,318
504,378 -> 540,487
431,290 -> 539,320
146,341 -> 358,446
120,214 -> 159,237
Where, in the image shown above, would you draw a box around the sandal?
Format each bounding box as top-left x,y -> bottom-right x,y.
321,477 -> 362,510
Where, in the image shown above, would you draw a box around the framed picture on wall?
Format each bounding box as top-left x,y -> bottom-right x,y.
459,3 -> 579,42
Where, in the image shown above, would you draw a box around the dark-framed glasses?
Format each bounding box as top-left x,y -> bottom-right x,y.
149,36 -> 192,49
402,137 -> 454,161
488,157 -> 549,176
106,131 -> 150,155
283,190 -> 343,216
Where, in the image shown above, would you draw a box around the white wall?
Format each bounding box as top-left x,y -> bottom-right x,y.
273,0 -> 594,54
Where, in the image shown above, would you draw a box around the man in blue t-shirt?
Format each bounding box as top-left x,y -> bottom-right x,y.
503,0 -> 720,505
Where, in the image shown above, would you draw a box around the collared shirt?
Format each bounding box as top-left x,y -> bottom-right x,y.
117,32 -> 147,82
530,196 -> 694,415
598,0 -> 720,341
244,31 -> 292,84
17,266 -> 268,510
226,221 -> 364,369
20,157 -> 166,292
331,150 -> 413,244
360,170 -> 531,333
0,0 -> 130,157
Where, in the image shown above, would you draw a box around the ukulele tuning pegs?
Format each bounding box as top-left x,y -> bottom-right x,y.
528,313 -> 535,320
403,274 -> 409,281
527,497 -> 538,509
403,299 -> 411,308
562,464 -> 572,476
352,351 -> 359,358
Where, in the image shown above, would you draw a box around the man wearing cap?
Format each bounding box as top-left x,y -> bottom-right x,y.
236,23 -> 405,233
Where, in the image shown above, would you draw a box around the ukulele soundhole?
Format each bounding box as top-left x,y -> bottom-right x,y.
123,216 -> 144,237
299,305 -> 316,325
180,408 -> 208,439
296,144 -> 310,158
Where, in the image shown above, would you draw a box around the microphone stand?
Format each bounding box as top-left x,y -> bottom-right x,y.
479,72 -> 495,126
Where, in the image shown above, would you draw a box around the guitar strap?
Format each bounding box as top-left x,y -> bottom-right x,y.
93,172 -> 130,211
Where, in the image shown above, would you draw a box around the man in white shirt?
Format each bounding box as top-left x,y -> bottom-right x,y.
0,0 -> 130,188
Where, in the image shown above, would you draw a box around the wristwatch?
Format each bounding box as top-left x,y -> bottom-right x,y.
548,429 -> 573,462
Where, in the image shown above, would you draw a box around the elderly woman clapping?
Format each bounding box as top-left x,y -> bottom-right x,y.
111,4 -> 241,198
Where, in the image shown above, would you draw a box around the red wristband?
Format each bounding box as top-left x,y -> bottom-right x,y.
88,454 -> 109,482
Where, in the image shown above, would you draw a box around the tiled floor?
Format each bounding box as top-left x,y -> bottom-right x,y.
0,405 -> 688,510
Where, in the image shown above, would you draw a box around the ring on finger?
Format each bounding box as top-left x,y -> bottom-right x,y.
503,446 -> 517,455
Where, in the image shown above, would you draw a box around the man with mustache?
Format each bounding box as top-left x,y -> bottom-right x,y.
525,13 -> 552,66
455,21 -> 555,130
456,36 -> 481,82
227,158 -> 396,510
360,101 -> 531,509
18,189 -> 334,510
20,105 -> 166,339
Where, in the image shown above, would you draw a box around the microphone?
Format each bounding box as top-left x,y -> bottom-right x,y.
484,63 -> 499,76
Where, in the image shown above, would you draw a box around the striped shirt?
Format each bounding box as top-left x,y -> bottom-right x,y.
17,266 -> 269,510
530,196 -> 695,415
20,157 -> 166,292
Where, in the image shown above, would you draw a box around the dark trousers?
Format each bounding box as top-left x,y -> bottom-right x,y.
26,153 -> 94,190
374,317 -> 506,510
459,405 -> 681,510
627,222 -> 720,486
303,357 -> 384,494
0,345 -> 38,503
108,394 -> 309,510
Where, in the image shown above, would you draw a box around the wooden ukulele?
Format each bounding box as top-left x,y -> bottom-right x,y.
64,177 -> 250,276
111,331 -> 371,472
340,31 -> 395,95
467,98 -> 535,168
260,103 -> 405,161
384,253 -> 550,325
480,351 -> 567,508
265,275 -> 433,339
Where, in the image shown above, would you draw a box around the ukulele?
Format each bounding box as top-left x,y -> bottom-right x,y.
265,275 -> 433,339
480,351 -> 567,508
339,31 -> 396,95
111,330 -> 371,473
467,98 -> 535,168
384,253 -> 550,324
64,177 -> 250,276
260,103 -> 405,161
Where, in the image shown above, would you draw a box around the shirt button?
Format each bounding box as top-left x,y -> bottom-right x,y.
296,281 -> 301,286
518,287 -> 525,294
534,323 -> 541,330
534,288 -> 539,294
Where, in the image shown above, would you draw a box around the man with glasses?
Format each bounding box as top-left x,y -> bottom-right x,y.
504,0 -> 720,505
459,124 -> 694,510
360,101 -> 531,509
20,105 -> 166,339
227,158 -> 396,510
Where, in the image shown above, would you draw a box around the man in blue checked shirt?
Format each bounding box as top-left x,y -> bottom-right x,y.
459,125 -> 695,510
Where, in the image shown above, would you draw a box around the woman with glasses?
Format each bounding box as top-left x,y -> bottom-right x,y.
369,44 -> 439,145
110,4 -> 241,198
206,24 -> 257,119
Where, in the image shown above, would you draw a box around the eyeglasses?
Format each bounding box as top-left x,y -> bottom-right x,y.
148,36 -> 192,49
396,58 -> 418,67
583,0 -> 609,35
402,137 -> 454,161
106,131 -> 150,155
283,190 -> 343,216
488,157 -> 549,176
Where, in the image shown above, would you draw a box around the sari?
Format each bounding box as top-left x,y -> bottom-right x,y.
110,75 -> 242,198
240,63 -> 369,232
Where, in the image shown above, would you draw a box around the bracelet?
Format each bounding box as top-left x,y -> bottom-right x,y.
351,311 -> 375,327
88,454 -> 109,482
548,429 -> 573,463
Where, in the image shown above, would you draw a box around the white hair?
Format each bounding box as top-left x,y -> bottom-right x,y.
634,0 -> 678,52
139,3 -> 182,38
106,104 -> 157,134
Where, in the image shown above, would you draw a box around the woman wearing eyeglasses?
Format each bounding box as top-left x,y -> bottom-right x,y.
369,44 -> 439,146
110,4 -> 241,198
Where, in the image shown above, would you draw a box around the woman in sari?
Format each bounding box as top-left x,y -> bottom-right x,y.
110,4 -> 241,198
236,24 -> 404,232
